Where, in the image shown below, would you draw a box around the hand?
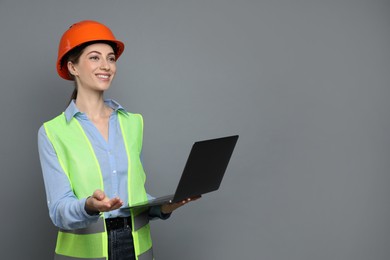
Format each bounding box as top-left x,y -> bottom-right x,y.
85,189 -> 123,215
161,195 -> 201,214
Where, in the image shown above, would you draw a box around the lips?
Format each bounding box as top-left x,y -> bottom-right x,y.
96,74 -> 110,80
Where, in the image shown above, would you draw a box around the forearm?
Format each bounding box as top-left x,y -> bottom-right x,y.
49,195 -> 100,230
145,193 -> 171,220
148,205 -> 171,220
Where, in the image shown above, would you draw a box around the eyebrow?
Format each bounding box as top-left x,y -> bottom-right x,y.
86,51 -> 115,56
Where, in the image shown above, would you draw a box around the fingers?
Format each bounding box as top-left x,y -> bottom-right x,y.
108,197 -> 124,210
99,197 -> 123,211
94,200 -> 122,212
92,189 -> 106,201
192,195 -> 202,201
179,195 -> 201,204
161,196 -> 201,214
88,190 -> 124,213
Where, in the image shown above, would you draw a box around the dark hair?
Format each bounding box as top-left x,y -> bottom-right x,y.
61,40 -> 119,105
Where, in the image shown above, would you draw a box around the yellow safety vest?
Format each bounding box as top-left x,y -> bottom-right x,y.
44,111 -> 153,260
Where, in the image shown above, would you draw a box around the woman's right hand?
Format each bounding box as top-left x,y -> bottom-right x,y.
85,189 -> 123,215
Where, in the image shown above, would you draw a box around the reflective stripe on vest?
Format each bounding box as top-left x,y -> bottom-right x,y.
54,248 -> 153,260
44,112 -> 153,260
55,254 -> 105,260
138,247 -> 154,260
133,210 -> 149,231
59,218 -> 106,235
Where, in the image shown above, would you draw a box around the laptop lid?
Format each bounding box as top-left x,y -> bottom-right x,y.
127,135 -> 239,209
170,135 -> 239,203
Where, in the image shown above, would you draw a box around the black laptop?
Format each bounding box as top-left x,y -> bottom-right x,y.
126,135 -> 239,209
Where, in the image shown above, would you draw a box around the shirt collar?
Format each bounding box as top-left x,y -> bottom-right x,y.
64,99 -> 128,123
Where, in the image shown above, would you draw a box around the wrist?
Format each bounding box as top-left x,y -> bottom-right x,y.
84,196 -> 100,216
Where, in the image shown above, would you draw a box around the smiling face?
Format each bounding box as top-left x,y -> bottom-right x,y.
67,43 -> 117,94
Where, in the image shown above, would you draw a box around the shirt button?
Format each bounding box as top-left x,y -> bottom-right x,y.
113,170 -> 117,175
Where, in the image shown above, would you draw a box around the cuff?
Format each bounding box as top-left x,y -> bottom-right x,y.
80,197 -> 101,219
148,205 -> 171,220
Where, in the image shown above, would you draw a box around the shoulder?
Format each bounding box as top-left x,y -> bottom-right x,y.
118,110 -> 144,122
108,99 -> 143,120
37,124 -> 47,140
38,113 -> 65,137
43,113 -> 67,129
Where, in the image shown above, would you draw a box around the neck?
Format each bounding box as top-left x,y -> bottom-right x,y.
75,91 -> 111,120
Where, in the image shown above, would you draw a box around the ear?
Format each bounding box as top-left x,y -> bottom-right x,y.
67,61 -> 79,76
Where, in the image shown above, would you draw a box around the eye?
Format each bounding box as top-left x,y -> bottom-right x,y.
89,56 -> 99,61
108,56 -> 116,63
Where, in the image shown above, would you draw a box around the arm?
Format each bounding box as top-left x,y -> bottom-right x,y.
160,196 -> 201,214
146,193 -> 171,220
147,195 -> 201,220
38,126 -> 104,230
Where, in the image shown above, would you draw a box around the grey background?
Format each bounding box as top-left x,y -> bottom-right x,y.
0,0 -> 389,259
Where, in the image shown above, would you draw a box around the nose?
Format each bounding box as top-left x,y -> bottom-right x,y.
100,59 -> 110,71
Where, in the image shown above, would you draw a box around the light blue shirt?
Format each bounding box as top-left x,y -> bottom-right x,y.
38,99 -> 168,230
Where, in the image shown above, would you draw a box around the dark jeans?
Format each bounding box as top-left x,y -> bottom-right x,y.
108,225 -> 136,260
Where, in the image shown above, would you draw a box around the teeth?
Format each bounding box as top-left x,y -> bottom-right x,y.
97,75 -> 109,79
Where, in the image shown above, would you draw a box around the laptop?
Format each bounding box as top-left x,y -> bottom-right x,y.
125,135 -> 239,209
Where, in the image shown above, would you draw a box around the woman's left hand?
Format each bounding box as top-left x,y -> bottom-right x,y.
161,195 -> 201,214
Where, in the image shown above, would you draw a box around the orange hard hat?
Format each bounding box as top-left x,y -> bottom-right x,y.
57,20 -> 125,80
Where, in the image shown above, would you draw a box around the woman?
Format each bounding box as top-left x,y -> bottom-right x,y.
38,20 -> 197,260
